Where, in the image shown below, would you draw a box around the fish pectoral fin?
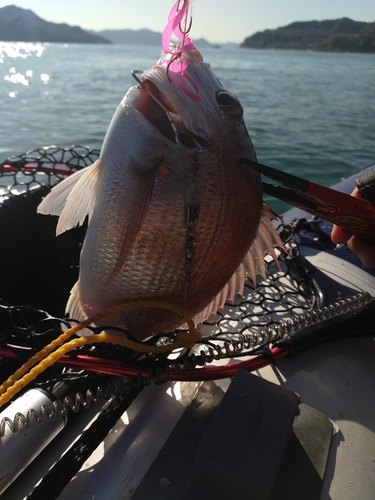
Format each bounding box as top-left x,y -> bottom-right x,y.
107,169 -> 156,284
193,204 -> 285,325
37,158 -> 101,235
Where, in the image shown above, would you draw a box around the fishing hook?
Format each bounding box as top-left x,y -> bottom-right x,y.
176,0 -> 193,36
131,70 -> 202,155
177,0 -> 187,13
179,16 -> 193,35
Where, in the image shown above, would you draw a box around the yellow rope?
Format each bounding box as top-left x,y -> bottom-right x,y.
0,299 -> 201,407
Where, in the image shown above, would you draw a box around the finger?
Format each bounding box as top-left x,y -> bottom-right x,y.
347,236 -> 375,269
330,188 -> 361,244
331,224 -> 353,245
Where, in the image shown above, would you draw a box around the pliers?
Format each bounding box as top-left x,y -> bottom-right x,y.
240,158 -> 375,241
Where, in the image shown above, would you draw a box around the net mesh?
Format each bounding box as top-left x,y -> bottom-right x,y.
0,145 -> 368,390
0,145 -> 100,201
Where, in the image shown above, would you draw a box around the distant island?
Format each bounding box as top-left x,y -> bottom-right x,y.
241,18 -> 375,53
0,5 -> 110,43
87,28 -> 160,46
88,29 -> 227,49
0,5 -> 218,48
4,5 -> 372,53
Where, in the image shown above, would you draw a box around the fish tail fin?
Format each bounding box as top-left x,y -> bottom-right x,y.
194,203 -> 285,324
37,159 -> 101,235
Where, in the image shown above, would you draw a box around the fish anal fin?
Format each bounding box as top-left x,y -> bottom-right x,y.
37,159 -> 101,235
194,203 -> 285,325
66,282 -> 92,337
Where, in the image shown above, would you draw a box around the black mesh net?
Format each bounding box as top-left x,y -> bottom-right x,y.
0,145 -> 100,199
0,145 -> 372,392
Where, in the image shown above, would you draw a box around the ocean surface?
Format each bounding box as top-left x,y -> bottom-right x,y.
0,42 -> 374,212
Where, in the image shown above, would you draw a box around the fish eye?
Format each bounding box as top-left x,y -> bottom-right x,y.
216,91 -> 235,106
216,91 -> 243,120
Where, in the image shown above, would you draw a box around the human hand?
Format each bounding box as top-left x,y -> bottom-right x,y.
331,187 -> 375,268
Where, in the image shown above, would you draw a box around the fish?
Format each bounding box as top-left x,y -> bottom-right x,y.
37,4 -> 284,341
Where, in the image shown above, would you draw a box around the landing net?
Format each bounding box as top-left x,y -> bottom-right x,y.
0,145 -> 370,395
0,145 -> 373,500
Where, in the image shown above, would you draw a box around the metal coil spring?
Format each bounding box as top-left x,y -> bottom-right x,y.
0,375 -> 145,438
163,290 -> 373,377
0,290 -> 372,435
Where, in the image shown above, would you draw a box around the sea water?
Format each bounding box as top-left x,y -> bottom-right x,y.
0,42 -> 374,212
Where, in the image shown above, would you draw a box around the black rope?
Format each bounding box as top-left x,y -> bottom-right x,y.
27,378 -> 145,500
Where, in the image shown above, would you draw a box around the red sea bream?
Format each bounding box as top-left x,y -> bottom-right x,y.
38,1 -> 283,340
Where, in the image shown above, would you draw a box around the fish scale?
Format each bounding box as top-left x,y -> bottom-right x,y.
87,154 -> 262,338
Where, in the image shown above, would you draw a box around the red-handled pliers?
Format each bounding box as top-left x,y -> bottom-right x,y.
240,157 -> 375,241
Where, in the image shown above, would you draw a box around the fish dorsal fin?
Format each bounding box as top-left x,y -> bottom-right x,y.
37,159 -> 101,235
193,204 -> 285,325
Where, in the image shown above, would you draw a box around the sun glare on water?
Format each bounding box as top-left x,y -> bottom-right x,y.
1,42 -> 49,99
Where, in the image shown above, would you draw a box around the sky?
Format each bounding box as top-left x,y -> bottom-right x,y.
1,0 -> 374,43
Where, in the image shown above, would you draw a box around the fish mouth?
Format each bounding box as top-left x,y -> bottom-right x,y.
134,79 -> 205,151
